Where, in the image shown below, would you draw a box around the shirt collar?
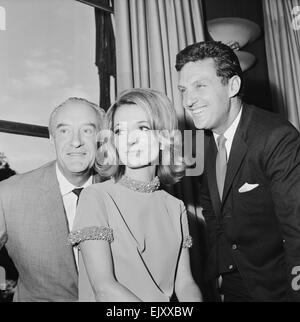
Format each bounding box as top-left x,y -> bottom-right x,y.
213,106 -> 243,144
55,163 -> 93,196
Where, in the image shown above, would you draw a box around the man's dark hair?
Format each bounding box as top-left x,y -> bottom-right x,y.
176,41 -> 244,96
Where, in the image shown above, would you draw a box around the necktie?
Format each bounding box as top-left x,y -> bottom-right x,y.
216,134 -> 227,200
72,188 -> 83,206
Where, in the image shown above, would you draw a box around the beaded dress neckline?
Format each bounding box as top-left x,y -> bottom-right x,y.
117,175 -> 160,193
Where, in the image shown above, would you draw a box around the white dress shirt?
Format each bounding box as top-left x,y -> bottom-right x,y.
213,106 -> 243,161
55,164 -> 93,266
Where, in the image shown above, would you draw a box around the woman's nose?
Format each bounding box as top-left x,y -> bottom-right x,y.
127,130 -> 139,146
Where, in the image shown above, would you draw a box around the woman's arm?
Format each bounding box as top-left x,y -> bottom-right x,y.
80,240 -> 142,302
174,248 -> 203,302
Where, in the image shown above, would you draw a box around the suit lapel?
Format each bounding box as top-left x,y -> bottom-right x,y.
205,131 -> 222,216
222,106 -> 250,206
40,163 -> 78,276
222,133 -> 247,205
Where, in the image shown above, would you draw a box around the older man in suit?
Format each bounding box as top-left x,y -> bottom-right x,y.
176,41 -> 300,301
0,97 -> 104,301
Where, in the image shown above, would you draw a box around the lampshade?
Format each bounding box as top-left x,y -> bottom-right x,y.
207,17 -> 261,49
234,51 -> 256,72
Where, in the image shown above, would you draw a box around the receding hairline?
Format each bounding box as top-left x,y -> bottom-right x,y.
49,98 -> 104,135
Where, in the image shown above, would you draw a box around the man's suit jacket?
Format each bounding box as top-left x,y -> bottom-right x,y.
200,104 -> 300,301
0,161 -> 99,301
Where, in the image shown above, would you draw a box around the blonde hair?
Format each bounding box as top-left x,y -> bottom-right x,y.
95,88 -> 187,185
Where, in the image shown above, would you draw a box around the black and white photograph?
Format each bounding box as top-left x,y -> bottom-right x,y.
0,0 -> 300,309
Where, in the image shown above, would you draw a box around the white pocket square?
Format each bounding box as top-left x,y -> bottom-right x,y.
238,182 -> 259,193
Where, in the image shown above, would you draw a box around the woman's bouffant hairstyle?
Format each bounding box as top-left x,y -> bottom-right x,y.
95,88 -> 187,185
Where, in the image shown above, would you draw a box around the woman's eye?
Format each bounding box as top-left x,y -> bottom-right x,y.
139,126 -> 150,131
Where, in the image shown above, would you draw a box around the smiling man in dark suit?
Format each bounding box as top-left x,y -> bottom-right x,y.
0,97 -> 104,301
176,41 -> 300,301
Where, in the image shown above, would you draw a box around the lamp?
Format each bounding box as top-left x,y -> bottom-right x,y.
234,51 -> 256,72
207,17 -> 261,71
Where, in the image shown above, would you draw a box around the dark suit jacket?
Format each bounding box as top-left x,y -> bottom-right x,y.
201,104 -> 300,301
0,161 -> 101,301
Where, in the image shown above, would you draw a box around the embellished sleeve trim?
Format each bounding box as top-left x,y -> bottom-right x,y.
68,226 -> 114,247
182,235 -> 193,248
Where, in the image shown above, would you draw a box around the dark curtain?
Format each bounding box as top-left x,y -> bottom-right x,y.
95,1 -> 116,111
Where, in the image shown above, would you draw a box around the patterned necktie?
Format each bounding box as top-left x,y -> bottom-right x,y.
216,134 -> 227,200
72,188 -> 83,206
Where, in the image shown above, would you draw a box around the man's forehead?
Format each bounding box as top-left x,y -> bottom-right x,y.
179,59 -> 217,83
52,103 -> 101,128
54,102 -> 98,121
60,101 -> 97,112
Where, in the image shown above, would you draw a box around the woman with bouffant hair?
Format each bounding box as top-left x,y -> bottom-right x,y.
96,88 -> 186,184
69,88 -> 202,302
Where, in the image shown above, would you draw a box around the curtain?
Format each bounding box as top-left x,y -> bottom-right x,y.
114,0 -> 205,211
95,4 -> 116,110
114,0 -> 208,294
262,0 -> 300,130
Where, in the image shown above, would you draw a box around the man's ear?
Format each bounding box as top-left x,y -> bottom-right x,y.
49,134 -> 54,144
228,75 -> 241,98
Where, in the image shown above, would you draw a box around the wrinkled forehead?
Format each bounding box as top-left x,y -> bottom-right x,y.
52,102 -> 101,129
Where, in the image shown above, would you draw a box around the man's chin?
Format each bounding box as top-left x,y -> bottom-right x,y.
193,119 -> 206,130
66,163 -> 91,175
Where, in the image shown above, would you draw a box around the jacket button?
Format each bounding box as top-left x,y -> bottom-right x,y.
232,244 -> 237,250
